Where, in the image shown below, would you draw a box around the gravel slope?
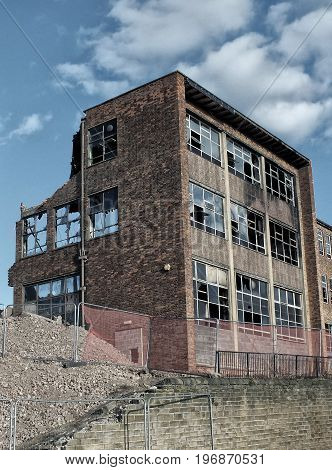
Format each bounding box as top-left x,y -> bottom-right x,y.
0,313 -> 164,448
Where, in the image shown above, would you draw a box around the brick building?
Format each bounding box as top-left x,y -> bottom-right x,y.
8,71 -> 332,368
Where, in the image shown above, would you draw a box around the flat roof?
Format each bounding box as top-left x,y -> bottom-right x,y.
85,70 -> 310,169
317,218 -> 332,232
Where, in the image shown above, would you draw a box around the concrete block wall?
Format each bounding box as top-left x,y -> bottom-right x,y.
43,377 -> 332,450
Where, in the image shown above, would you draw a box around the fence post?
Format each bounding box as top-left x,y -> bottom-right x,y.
9,401 -> 17,450
273,354 -> 276,378
295,355 -> 298,377
1,306 -> 8,359
246,352 -> 250,377
208,395 -> 215,450
316,356 -> 320,378
72,304 -> 79,363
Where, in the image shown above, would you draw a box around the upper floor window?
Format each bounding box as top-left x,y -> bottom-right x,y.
318,230 -> 324,255
186,114 -> 221,166
55,201 -> 81,248
24,274 -> 80,324
231,203 -> 265,254
89,187 -> 118,238
326,235 -> 331,258
270,221 -> 299,266
322,275 -> 328,303
88,118 -> 117,165
265,160 -> 295,205
236,274 -> 269,325
192,260 -> 229,320
23,212 -> 47,257
227,138 -> 260,185
189,182 -> 225,238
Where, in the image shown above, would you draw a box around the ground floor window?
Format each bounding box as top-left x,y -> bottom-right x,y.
236,274 -> 269,325
24,274 -> 80,324
192,260 -> 229,320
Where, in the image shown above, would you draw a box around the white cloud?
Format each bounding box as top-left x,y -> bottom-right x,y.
54,0 -> 332,144
56,62 -> 129,98
7,113 -> 53,139
266,3 -> 292,32
79,0 -> 254,80
179,33 -> 314,112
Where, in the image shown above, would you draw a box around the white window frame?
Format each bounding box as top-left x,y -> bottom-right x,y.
322,275 -> 329,303
186,113 -> 221,166
227,138 -> 261,186
189,182 -> 226,238
192,260 -> 229,321
23,212 -> 47,257
231,203 -> 265,254
270,221 -> 299,266
318,230 -> 324,256
265,159 -> 296,206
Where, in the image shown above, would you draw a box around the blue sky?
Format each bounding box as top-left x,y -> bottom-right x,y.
1,0 -> 331,305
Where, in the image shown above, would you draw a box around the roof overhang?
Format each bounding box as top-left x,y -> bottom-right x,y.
184,77 -> 310,169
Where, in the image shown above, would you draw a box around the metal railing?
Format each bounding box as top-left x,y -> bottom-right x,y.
0,393 -> 213,450
215,350 -> 332,378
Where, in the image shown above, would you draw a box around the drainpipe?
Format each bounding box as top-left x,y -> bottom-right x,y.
79,117 -> 87,321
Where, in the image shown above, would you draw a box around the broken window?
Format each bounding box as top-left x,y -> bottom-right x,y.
24,275 -> 80,324
231,203 -> 265,253
23,212 -> 47,257
189,182 -> 225,238
55,201 -> 81,248
326,235 -> 331,258
186,113 -> 221,166
192,260 -> 229,320
227,138 -> 261,185
270,221 -> 299,266
318,230 -> 324,255
89,187 -> 118,238
265,160 -> 296,205
322,275 -> 329,303
236,274 -> 269,325
88,118 -> 117,165
274,287 -> 303,328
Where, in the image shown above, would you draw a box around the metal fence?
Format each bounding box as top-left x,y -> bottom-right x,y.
215,351 -> 332,378
0,394 -> 213,450
3,302 -> 332,373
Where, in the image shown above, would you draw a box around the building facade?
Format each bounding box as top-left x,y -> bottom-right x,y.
8,71 -> 331,367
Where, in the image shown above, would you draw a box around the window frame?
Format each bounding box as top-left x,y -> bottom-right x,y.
231,202 -> 265,254
236,273 -> 270,327
88,187 -> 119,239
326,234 -> 331,258
265,159 -> 296,206
318,229 -> 324,256
186,113 -> 221,166
55,200 -> 81,248
189,182 -> 226,239
88,118 -> 117,166
24,274 -> 80,323
192,259 -> 229,321
322,274 -> 329,303
274,286 -> 303,340
269,220 -> 299,267
226,137 -> 261,186
23,211 -> 47,257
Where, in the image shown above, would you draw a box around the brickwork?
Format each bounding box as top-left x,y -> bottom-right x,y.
316,220 -> 332,324
26,377 -> 332,450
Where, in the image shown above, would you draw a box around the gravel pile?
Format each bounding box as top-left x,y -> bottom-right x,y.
0,313 -> 165,448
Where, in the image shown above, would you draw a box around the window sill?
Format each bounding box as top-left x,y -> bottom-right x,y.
191,224 -> 227,241
86,156 -> 117,169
